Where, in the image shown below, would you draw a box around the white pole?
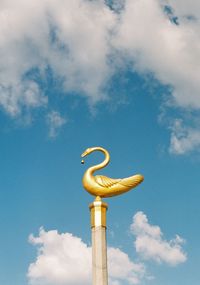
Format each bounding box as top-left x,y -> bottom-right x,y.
89,197 -> 108,285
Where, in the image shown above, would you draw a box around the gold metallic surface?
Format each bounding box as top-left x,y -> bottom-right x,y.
81,146 -> 144,198
89,196 -> 108,228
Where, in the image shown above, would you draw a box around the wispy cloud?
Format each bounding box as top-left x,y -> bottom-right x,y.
46,111 -> 66,138
131,211 -> 187,266
0,80 -> 47,117
169,119 -> 200,154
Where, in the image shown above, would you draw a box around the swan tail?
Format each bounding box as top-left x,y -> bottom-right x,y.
119,174 -> 144,189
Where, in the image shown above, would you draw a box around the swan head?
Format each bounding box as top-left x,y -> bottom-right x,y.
81,147 -> 109,166
81,147 -> 93,158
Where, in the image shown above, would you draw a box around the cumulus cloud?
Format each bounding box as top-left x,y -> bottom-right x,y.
46,111 -> 66,138
28,228 -> 145,285
28,229 -> 91,285
28,212 -> 187,285
130,212 -> 187,266
108,247 -> 145,285
169,119 -> 200,154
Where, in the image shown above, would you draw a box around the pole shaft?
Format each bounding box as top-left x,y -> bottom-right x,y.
89,197 -> 108,285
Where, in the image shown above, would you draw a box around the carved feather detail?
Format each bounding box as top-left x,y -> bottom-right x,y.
95,174 -> 143,190
95,175 -> 121,188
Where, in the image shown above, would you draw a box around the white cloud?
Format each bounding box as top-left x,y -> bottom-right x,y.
28,213 -> 187,285
28,229 -> 91,285
130,212 -> 187,266
113,0 -> 200,154
46,111 -> 66,138
169,119 -> 200,154
167,0 -> 200,19
108,247 -> 145,285
28,228 -> 145,285
0,0 -> 116,116
0,80 -> 47,116
1,0 -> 200,151
115,0 -> 200,109
1,0 -> 200,113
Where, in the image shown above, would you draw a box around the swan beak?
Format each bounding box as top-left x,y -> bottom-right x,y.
81,150 -> 88,157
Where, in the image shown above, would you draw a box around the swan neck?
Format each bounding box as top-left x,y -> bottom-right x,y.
89,147 -> 110,175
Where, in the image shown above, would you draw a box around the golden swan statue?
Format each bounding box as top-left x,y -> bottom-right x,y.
81,146 -> 144,198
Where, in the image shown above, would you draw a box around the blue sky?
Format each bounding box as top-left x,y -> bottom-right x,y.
0,0 -> 200,285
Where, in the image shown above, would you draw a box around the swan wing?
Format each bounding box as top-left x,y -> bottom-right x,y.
95,175 -> 121,188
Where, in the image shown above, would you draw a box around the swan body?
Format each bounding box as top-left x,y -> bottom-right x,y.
81,146 -> 144,198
